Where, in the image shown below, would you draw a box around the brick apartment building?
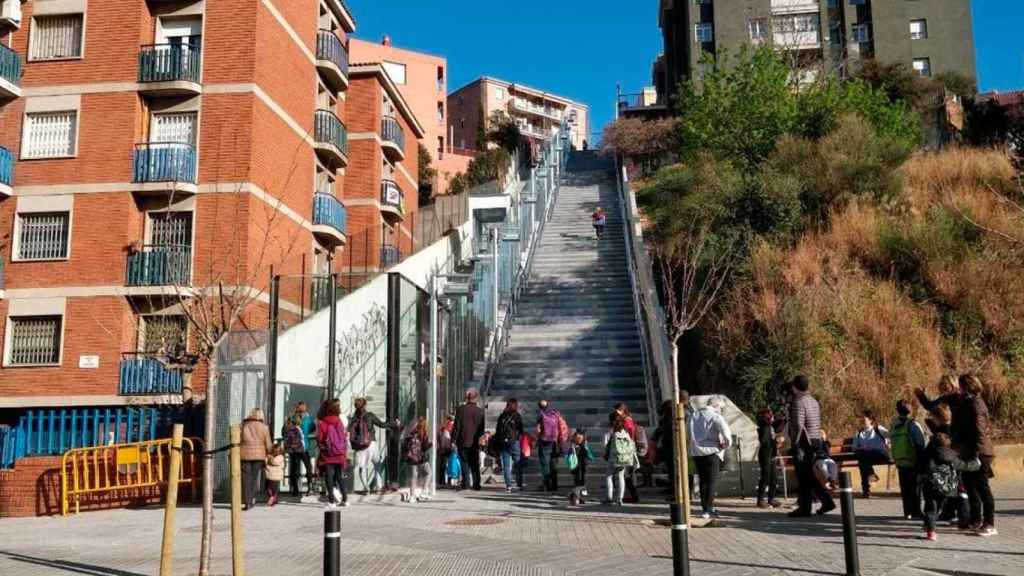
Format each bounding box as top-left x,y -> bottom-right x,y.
448,77 -> 590,153
0,0 -> 419,424
646,0 -> 976,108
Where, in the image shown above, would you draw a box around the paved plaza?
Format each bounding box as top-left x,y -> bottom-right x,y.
0,485 -> 1020,576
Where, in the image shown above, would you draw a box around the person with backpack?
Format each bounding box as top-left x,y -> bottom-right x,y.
282,415 -> 310,497
921,432 -> 980,541
613,403 -> 644,503
495,398 -> 526,492
348,398 -> 394,495
453,388 -> 486,491
402,416 -> 433,502
536,399 -> 567,493
689,396 -> 732,519
756,408 -> 781,509
890,400 -> 926,519
318,399 -> 349,507
852,410 -> 891,498
240,408 -> 273,510
604,417 -> 636,506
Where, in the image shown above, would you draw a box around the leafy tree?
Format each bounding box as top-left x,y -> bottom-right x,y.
486,111 -> 523,153
418,143 -> 437,207
476,108 -> 488,151
600,117 -> 678,176
465,148 -> 511,188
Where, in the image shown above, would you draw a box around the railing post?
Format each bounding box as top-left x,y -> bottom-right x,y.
159,424 -> 184,576
324,509 -> 341,576
839,471 -> 861,576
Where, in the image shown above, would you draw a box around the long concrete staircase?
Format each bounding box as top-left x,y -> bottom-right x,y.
486,152 -> 649,452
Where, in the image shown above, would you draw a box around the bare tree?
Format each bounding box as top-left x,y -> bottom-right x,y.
651,225 -> 735,525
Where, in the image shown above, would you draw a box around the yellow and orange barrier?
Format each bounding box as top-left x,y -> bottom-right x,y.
61,436 -> 201,516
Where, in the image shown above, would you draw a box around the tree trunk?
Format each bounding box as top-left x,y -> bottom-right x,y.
671,341 -> 692,526
198,359 -> 217,576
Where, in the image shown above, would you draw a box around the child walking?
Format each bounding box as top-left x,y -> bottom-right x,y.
265,443 -> 285,507
591,207 -> 606,239
569,429 -> 593,506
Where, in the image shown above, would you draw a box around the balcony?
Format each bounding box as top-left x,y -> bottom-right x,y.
314,109 -> 349,168
381,244 -> 401,268
119,353 -> 184,396
512,98 -> 563,122
380,179 -> 404,222
380,116 -> 405,161
138,44 -> 202,96
0,145 -> 12,197
126,244 -> 192,287
770,0 -> 821,15
316,30 -> 349,91
0,42 -> 22,99
132,143 -> 197,194
773,30 -> 821,49
312,192 -> 348,247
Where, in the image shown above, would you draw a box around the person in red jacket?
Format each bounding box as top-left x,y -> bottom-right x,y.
317,399 -> 349,507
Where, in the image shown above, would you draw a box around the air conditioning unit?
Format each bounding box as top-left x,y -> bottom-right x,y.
0,0 -> 22,29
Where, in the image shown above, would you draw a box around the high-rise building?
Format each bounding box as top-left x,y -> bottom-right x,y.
0,0 -> 421,417
448,77 -> 590,152
656,0 -> 976,102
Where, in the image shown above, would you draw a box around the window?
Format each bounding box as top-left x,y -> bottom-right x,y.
437,136 -> 444,159
23,110 -> 77,158
30,14 -> 84,60
8,316 -> 62,365
774,15 -> 819,34
437,101 -> 444,124
150,112 -> 197,146
851,23 -> 871,43
140,315 -> 187,355
912,57 -> 931,77
149,211 -> 192,247
436,66 -> 445,92
910,19 -> 928,40
695,23 -> 713,43
315,164 -> 334,195
749,18 -> 768,42
495,87 -> 504,100
17,212 -> 70,260
383,61 -> 406,85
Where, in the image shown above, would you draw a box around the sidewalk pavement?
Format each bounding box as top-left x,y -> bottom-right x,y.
0,486 -> 1020,576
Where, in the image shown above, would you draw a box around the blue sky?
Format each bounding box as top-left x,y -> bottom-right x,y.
348,0 -> 1023,139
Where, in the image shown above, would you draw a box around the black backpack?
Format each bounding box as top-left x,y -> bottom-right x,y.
498,413 -> 519,446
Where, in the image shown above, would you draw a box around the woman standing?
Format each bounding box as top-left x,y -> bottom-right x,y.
240,408 -> 272,510
318,400 -> 349,507
495,398 -> 525,492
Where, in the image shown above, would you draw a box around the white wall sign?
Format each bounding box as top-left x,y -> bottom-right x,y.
79,355 -> 100,369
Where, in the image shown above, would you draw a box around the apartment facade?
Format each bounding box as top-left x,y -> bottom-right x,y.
657,0 -> 976,102
342,62 -> 423,281
0,0 -> 379,418
448,77 -> 590,152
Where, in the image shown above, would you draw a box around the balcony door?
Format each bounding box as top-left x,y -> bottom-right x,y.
155,17 -> 202,78
149,211 -> 192,248
151,112 -> 197,146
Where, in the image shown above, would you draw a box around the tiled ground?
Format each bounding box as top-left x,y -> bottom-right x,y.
0,486 -> 1020,576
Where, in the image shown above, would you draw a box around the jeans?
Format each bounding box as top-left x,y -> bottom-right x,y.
757,453 -> 778,502
794,445 -> 833,514
458,447 -> 481,490
855,450 -> 890,494
963,456 -> 996,527
693,454 -> 721,514
288,451 -> 314,495
501,443 -> 523,489
354,445 -> 381,492
606,466 -> 626,504
537,441 -> 558,491
408,462 -> 430,496
267,480 -> 280,499
241,460 -> 263,508
324,464 -> 347,504
897,466 -> 922,517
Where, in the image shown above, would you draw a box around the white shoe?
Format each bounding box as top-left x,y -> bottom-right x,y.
700,512 -> 711,520
325,501 -> 337,509
332,488 -> 343,503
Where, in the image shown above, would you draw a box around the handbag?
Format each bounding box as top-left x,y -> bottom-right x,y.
565,449 -> 579,471
446,453 -> 462,480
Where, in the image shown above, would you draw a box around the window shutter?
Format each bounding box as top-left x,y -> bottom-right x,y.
150,212 -> 192,247
151,112 -> 197,145
24,111 -> 77,158
31,14 -> 84,60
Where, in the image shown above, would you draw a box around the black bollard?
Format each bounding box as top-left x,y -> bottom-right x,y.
838,472 -> 861,576
324,509 -> 341,576
670,502 -> 690,576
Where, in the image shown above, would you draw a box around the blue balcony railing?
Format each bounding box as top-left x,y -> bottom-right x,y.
0,407 -> 159,469
133,142 -> 197,184
0,43 -> 22,89
0,145 -> 12,188
313,192 -> 348,238
381,244 -> 401,268
119,354 -> 185,396
314,110 -> 349,158
381,116 -> 405,152
380,179 -> 404,215
316,29 -> 349,78
138,43 -> 201,84
126,244 -> 192,286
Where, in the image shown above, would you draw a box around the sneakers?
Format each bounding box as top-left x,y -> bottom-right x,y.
925,531 -> 937,542
506,487 -> 514,493
976,525 -> 998,537
332,487 -> 343,504
700,512 -> 711,520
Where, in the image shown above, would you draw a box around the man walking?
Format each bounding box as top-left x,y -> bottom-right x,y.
689,396 -> 732,519
787,375 -> 835,517
453,388 -> 485,490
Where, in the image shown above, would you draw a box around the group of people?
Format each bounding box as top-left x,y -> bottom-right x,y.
779,373 -> 998,540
